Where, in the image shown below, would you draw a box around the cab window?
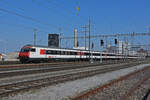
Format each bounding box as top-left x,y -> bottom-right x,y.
20,48 -> 30,52
30,48 -> 36,52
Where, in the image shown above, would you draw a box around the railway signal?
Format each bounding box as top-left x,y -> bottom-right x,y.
114,38 -> 117,45
91,42 -> 94,49
77,41 -> 79,47
100,40 -> 104,46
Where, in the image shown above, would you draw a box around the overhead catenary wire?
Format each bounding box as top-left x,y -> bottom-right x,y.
0,19 -> 53,34
0,7 -> 60,29
32,0 -> 88,32
0,0 -> 53,34
0,0 -> 87,33
0,0 -> 72,33
61,32 -> 150,39
0,0 -> 25,12
45,0 -> 88,22
31,0 -> 74,31
0,22 -> 49,45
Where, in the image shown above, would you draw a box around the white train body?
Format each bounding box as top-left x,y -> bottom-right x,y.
19,45 -> 138,63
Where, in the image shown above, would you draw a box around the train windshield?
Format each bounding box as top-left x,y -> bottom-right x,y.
20,48 -> 36,52
20,48 -> 30,52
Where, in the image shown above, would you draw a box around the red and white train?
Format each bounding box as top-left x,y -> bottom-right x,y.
19,45 -> 138,63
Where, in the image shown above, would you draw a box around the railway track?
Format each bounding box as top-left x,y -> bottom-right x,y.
0,61 -> 83,68
0,60 -> 142,78
121,72 -> 150,100
0,59 -> 141,68
0,60 -> 118,66
0,59 -> 146,80
72,62 -> 150,100
0,60 -> 148,98
0,62 -> 96,78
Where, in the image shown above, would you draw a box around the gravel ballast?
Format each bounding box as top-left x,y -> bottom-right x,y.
1,63 -> 150,100
85,64 -> 150,100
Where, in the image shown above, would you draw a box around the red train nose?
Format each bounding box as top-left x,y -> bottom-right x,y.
19,52 -> 29,57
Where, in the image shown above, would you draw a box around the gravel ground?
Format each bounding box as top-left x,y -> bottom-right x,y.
128,77 -> 150,100
84,65 -> 150,100
1,63 -> 150,100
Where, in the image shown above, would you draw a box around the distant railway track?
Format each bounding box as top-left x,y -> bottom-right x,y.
0,60 -> 148,98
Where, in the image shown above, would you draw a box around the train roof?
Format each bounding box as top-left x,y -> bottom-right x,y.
24,44 -> 117,54
25,44 -> 60,49
24,44 -> 91,51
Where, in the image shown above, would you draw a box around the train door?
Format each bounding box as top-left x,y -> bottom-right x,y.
30,48 -> 36,58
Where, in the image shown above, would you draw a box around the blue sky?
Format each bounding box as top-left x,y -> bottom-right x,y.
0,0 -> 150,53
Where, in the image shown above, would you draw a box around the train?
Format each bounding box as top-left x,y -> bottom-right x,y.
19,45 -> 138,63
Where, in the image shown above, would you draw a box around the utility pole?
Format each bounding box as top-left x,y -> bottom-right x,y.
131,32 -> 135,56
149,27 -> 150,45
88,18 -> 91,63
34,29 -> 37,46
100,37 -> 105,63
85,27 -> 87,50
148,27 -> 150,56
59,28 -> 61,48
80,25 -> 88,50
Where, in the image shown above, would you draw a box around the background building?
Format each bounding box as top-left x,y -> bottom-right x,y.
48,34 -> 59,48
118,41 -> 130,55
106,45 -> 117,53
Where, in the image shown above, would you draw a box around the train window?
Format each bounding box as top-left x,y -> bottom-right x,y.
61,51 -> 65,55
66,51 -> 68,55
30,48 -> 36,52
50,50 -> 54,54
67,52 -> 70,55
94,53 -> 100,56
20,49 -> 24,52
57,51 -> 60,54
85,53 -> 90,56
65,51 -> 68,55
46,50 -> 51,54
75,52 -> 78,55
106,54 -> 115,56
70,52 -> 75,55
21,48 -> 30,52
74,52 -> 77,55
93,53 -> 96,56
51,50 -> 59,54
72,52 -> 75,55
70,52 -> 72,55
60,51 -> 63,55
60,51 -> 77,55
70,52 -> 74,55
46,50 -> 63,55
52,51 -> 57,54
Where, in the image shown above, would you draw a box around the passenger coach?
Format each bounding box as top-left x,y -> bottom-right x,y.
19,45 -> 137,63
